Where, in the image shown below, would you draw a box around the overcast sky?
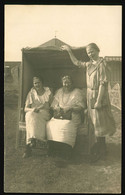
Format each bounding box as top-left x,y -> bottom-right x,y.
5,5 -> 122,61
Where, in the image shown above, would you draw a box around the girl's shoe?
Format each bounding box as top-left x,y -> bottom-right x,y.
22,144 -> 32,158
29,138 -> 36,148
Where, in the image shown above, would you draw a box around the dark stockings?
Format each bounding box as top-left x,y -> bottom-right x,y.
48,140 -> 72,160
22,144 -> 32,158
90,136 -> 107,163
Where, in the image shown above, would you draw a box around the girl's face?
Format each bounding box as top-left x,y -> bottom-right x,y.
33,78 -> 43,91
62,78 -> 72,91
86,46 -> 99,61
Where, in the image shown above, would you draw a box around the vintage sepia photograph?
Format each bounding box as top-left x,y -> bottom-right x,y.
4,5 -> 122,193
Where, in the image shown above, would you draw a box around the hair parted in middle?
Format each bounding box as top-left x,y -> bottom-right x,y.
86,43 -> 100,52
61,75 -> 73,83
33,75 -> 44,84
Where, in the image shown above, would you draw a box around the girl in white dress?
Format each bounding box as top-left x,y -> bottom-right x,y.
23,76 -> 53,158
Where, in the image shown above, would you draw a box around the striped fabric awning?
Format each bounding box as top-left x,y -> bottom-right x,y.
104,56 -> 122,62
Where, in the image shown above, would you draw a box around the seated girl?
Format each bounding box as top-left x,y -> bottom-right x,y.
23,76 -> 53,158
46,75 -> 86,160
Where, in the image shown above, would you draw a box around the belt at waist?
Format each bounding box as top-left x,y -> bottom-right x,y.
54,116 -> 71,120
87,88 -> 98,90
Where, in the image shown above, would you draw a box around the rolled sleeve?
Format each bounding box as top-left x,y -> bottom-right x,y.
99,62 -> 108,86
72,89 -> 86,109
77,61 -> 86,68
25,91 -> 33,106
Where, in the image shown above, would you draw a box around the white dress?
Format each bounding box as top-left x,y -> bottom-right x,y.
25,87 -> 51,144
46,88 -> 85,148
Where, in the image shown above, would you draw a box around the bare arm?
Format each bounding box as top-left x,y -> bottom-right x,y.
51,99 -> 61,112
61,45 -> 85,67
66,47 -> 80,66
94,61 -> 108,109
70,46 -> 86,50
24,104 -> 35,112
24,91 -> 38,112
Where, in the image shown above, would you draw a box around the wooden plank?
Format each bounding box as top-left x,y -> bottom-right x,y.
16,51 -> 24,149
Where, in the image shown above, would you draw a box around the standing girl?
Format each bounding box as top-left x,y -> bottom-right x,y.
61,43 -> 116,162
